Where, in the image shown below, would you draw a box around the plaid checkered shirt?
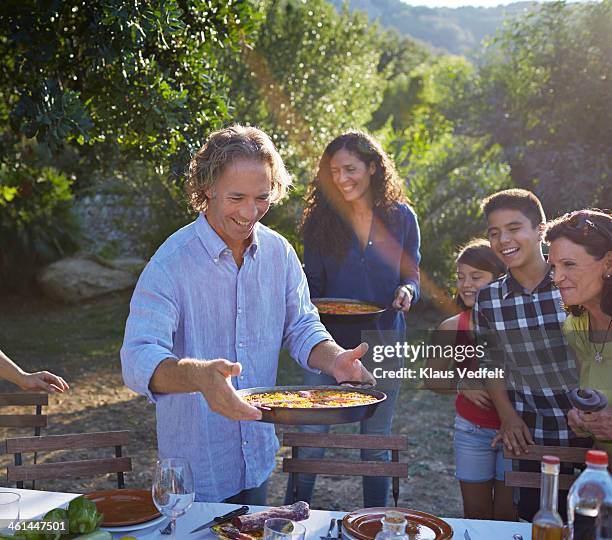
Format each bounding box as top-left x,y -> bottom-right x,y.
473,271 -> 581,446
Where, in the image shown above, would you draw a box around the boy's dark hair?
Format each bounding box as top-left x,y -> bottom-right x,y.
455,238 -> 506,310
481,189 -> 546,229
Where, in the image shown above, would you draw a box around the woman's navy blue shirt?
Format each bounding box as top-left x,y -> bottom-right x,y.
304,203 -> 421,349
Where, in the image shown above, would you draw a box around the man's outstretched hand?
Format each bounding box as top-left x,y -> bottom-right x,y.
198,360 -> 262,421
330,343 -> 376,385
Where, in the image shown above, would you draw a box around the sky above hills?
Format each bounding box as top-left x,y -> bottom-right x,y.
400,0 -> 585,6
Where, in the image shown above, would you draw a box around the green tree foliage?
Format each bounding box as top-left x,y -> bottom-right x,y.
1,0 -> 255,172
376,57 -> 512,293
376,28 -> 430,82
371,54 -> 471,132
0,0 -> 255,293
0,162 -> 79,292
457,0 -> 612,215
227,0 -> 387,175
390,129 -> 511,291
226,0 -> 394,250
369,30 -> 430,131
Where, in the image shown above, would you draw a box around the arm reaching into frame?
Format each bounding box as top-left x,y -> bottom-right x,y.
0,349 -> 69,393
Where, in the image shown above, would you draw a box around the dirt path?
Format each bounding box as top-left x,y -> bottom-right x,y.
0,293 -> 462,516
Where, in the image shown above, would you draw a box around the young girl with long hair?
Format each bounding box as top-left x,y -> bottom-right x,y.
425,239 -> 513,520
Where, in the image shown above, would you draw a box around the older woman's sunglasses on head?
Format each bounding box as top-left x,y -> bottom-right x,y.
564,212 -> 612,242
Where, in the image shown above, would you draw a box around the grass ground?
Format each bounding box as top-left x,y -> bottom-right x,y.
0,292 -> 462,516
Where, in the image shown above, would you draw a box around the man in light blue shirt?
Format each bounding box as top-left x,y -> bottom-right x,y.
121,125 -> 374,503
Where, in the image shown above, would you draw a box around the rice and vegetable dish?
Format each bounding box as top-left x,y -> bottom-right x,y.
243,389 -> 379,408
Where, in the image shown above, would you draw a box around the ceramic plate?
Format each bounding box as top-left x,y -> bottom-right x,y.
99,514 -> 166,534
84,489 -> 161,526
342,507 -> 452,540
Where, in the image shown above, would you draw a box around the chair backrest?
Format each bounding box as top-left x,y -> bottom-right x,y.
2,430 -> 132,489
0,393 -> 48,430
503,445 -> 589,490
0,392 -> 50,489
282,432 -> 408,506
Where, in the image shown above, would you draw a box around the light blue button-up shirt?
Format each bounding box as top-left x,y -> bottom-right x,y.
120,214 -> 331,501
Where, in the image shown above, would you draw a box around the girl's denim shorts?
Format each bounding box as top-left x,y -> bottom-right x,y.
454,414 -> 512,483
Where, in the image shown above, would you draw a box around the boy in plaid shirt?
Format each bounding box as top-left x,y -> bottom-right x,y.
473,189 -> 588,520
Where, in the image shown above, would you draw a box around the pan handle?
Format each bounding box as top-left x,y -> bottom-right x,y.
338,380 -> 376,389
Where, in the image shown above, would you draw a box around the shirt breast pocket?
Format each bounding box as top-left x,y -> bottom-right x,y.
253,296 -> 286,347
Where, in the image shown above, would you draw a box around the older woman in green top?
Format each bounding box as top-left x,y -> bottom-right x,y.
546,209 -> 612,459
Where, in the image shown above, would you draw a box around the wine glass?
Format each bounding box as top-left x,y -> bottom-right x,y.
152,458 -> 195,539
0,492 -> 20,535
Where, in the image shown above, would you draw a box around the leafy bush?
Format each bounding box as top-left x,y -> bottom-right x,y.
456,1 -> 612,215
0,164 -> 80,294
1,1 -> 255,171
380,122 -> 511,299
0,1 -> 255,292
227,0 -> 387,176
108,162 -> 192,258
374,56 -> 512,296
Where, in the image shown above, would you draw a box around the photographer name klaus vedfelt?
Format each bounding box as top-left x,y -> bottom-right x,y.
372,366 -> 505,380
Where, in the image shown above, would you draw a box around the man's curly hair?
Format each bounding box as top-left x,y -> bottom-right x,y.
302,131 -> 410,259
185,124 -> 292,213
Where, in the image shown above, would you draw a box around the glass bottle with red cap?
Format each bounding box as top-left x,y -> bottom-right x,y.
532,455 -> 564,540
568,450 -> 612,540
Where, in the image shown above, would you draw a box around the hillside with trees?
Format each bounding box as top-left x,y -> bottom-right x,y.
328,0 -> 547,57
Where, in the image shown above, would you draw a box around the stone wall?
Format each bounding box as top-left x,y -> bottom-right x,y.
72,190 -> 153,259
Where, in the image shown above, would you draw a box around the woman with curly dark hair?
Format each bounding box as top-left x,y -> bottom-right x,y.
286,131 -> 421,507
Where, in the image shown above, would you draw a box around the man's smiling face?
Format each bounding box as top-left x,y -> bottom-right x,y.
205,158 -> 272,252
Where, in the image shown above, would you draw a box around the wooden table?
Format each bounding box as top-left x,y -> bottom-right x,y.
0,487 -> 533,539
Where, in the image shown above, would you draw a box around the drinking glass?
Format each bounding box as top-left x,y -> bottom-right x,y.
263,518 -> 306,540
0,492 -> 20,535
152,458 -> 195,540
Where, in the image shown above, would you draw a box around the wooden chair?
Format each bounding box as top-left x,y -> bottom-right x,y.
283,432 -> 408,506
2,430 -> 132,489
0,392 -> 48,432
0,392 -> 49,488
503,445 -> 589,490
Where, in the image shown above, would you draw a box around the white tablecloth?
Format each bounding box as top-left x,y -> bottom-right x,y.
0,487 -> 532,539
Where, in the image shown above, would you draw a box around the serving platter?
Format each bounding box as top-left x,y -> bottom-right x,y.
342,507 -> 453,540
237,385 -> 386,425
312,298 -> 388,324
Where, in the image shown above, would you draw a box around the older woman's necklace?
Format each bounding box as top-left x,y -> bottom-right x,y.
594,318 -> 612,363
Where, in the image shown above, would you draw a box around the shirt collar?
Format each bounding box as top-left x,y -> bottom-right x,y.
249,224 -> 260,258
501,269 -> 553,299
196,214 -> 260,261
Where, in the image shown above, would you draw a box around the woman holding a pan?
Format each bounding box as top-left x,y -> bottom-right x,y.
285,131 -> 421,507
